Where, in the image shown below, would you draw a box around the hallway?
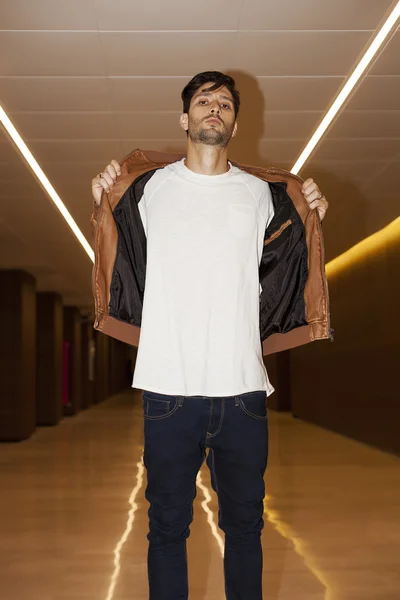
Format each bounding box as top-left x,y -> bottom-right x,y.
1,391 -> 399,600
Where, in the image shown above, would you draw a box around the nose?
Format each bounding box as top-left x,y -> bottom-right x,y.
210,102 -> 221,115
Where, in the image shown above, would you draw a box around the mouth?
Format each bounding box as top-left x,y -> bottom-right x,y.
205,117 -> 222,125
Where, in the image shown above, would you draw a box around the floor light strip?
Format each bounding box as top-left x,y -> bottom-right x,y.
0,105 -> 94,262
196,470 -> 225,557
105,457 -> 145,600
291,1 -> 400,175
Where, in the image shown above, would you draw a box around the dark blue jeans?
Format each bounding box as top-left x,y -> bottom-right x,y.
142,390 -> 269,600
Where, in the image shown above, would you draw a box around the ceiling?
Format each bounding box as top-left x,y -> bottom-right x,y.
0,0 -> 399,311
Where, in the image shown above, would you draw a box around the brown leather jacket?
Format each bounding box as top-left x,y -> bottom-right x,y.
91,148 -> 332,355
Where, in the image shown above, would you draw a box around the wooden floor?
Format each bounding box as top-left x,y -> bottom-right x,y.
1,390 -> 399,600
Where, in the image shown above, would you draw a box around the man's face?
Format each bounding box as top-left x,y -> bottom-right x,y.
180,84 -> 237,147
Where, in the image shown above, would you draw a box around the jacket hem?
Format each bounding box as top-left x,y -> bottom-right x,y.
262,322 -> 329,355
94,315 -> 141,347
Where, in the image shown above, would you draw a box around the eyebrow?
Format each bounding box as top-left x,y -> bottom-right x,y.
196,90 -> 233,104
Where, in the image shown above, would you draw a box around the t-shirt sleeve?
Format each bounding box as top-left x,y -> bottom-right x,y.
138,186 -> 148,237
258,181 -> 275,228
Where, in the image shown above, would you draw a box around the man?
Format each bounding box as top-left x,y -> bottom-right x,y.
91,71 -> 330,600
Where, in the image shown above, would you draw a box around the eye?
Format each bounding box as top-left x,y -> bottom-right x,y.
198,100 -> 208,105
221,103 -> 231,110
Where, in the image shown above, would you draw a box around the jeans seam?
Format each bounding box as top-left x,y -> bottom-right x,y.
211,448 -> 220,494
206,398 -> 214,437
207,398 -> 225,438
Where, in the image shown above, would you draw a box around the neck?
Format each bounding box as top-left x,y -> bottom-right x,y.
184,139 -> 230,175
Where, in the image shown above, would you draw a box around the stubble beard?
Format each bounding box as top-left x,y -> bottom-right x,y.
188,118 -> 233,148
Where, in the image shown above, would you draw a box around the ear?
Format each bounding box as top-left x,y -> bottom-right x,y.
180,113 -> 189,132
231,121 -> 238,139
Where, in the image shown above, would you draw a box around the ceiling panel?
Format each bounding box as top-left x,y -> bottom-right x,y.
35,161 -> 105,182
258,138 -> 305,163
100,32 -> 237,76
0,32 -> 105,76
26,139 -> 123,164
369,31 -> 400,75
256,77 -> 345,111
312,138 -> 400,161
239,0 -> 394,30
6,112 -> 117,140
325,110 -> 400,138
0,180 -> 44,199
301,159 -> 389,189
345,76 -> 400,110
108,77 -> 184,111
0,0 -> 98,29
261,111 -> 322,138
235,31 -> 371,76
0,78 -> 113,111
1,0 -> 393,32
94,0 -> 244,30
114,112 -> 185,140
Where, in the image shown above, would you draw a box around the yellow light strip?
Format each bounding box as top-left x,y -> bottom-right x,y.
105,457 -> 145,600
326,216 -> 400,278
263,496 -> 333,597
291,1 -> 400,175
0,105 -> 94,263
196,469 -> 225,557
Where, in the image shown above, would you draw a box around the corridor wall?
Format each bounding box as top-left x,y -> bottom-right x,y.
290,223 -> 400,455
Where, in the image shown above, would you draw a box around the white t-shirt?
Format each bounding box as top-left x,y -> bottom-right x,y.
132,158 -> 275,397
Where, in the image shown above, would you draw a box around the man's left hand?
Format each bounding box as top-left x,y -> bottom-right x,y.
301,178 -> 328,221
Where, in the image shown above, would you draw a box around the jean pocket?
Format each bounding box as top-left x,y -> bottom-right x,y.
142,391 -> 181,420
237,391 -> 268,420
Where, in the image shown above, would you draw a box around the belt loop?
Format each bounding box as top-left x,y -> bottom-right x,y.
234,396 -> 239,406
178,396 -> 184,407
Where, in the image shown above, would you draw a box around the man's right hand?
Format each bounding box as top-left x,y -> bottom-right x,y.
92,159 -> 121,206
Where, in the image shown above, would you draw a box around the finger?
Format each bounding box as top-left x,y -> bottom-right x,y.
101,171 -> 115,188
303,183 -> 319,197
103,164 -> 118,182
301,178 -> 314,192
308,197 -> 328,211
305,189 -> 323,203
92,173 -> 111,193
111,159 -> 122,176
308,200 -> 320,210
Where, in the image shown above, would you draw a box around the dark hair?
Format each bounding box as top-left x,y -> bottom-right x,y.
181,71 -> 240,118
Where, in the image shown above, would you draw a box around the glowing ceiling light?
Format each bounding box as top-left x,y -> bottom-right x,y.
291,1 -> 400,175
0,105 -> 94,263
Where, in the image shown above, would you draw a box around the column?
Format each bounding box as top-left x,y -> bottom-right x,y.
0,270 -> 36,441
63,307 -> 82,415
36,292 -> 63,426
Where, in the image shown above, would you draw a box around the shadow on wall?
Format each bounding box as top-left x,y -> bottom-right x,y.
226,70 -> 265,167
